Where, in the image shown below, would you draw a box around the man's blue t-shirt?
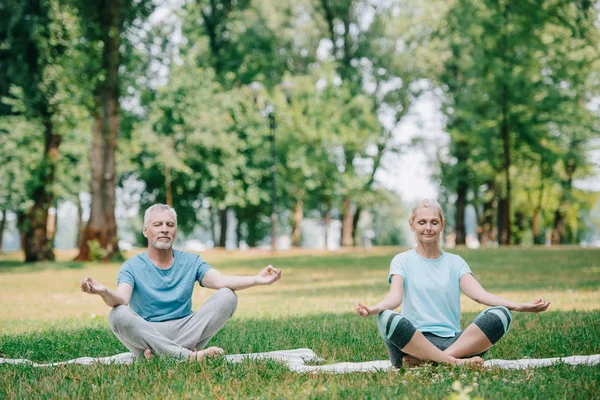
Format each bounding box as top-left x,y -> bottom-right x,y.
117,249 -> 212,322
388,249 -> 472,337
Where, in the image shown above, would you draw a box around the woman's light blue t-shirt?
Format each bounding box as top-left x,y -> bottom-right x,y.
388,249 -> 472,337
117,249 -> 212,322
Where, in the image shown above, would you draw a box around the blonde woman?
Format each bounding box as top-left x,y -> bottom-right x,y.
355,199 -> 550,367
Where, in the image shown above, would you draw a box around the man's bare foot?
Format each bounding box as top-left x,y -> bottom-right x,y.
191,346 -> 224,362
453,356 -> 483,366
144,349 -> 152,360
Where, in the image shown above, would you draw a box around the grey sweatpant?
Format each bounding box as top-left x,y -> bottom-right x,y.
109,288 -> 238,360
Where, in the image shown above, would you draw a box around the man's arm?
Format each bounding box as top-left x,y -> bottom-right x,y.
200,265 -> 281,291
80,277 -> 133,307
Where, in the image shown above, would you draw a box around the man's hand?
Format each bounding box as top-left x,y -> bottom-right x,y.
255,265 -> 281,286
80,277 -> 108,295
355,301 -> 380,317
515,298 -> 551,313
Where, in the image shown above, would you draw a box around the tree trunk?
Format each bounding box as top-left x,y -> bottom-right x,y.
23,120 -> 60,262
551,209 -> 566,245
0,208 -> 6,253
340,197 -> 354,247
76,195 -> 84,248
532,154 -> 545,244
531,208 -> 542,244
352,206 -> 362,245
455,181 -> 467,246
75,0 -> 122,261
219,208 -> 227,248
497,93 -> 512,245
497,3 -> 512,246
235,214 -> 242,248
292,199 -> 303,247
165,163 -> 172,207
478,181 -> 496,247
47,201 -> 58,245
552,160 -> 575,245
210,205 -> 217,246
323,209 -> 331,249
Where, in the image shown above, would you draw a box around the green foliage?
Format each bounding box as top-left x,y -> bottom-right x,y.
86,240 -> 108,262
2,0 -> 599,252
432,0 -> 600,244
0,117 -> 43,213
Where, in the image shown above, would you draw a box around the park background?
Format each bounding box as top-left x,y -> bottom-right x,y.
1,0 -> 600,258
1,0 -> 600,398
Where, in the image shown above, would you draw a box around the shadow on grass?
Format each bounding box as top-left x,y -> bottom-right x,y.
0,260 -> 86,274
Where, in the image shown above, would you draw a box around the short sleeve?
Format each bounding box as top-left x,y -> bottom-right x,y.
457,256 -> 473,279
117,262 -> 135,289
388,254 -> 406,284
195,255 -> 213,286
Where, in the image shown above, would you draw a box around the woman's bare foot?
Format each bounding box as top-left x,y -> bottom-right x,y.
402,355 -> 425,368
453,356 -> 483,366
191,346 -> 224,362
144,349 -> 152,360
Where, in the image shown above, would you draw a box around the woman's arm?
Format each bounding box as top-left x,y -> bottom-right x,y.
355,274 -> 404,316
460,273 -> 550,313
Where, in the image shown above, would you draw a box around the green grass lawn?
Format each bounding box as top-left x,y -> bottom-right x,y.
1,247 -> 599,399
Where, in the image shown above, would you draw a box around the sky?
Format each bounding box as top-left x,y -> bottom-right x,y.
376,91 -> 447,204
377,92 -> 600,205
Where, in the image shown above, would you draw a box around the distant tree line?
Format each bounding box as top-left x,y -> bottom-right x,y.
0,0 -> 598,262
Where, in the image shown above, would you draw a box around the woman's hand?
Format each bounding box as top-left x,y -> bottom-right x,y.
354,301 -> 380,317
515,298 -> 551,313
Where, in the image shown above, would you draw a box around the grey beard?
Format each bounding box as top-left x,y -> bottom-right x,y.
151,240 -> 173,250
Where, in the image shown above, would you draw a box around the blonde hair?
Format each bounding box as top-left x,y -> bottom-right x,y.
408,198 -> 446,226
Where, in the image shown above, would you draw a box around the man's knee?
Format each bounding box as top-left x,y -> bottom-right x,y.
109,305 -> 132,330
474,306 -> 512,344
216,288 -> 238,316
377,310 -> 416,349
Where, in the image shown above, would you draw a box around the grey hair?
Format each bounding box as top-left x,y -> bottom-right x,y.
408,198 -> 446,226
144,204 -> 177,227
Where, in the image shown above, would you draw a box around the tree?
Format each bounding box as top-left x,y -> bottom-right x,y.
312,0 -> 426,246
73,0 -> 154,261
0,117 -> 43,253
434,0 -> 600,246
3,0 -> 79,261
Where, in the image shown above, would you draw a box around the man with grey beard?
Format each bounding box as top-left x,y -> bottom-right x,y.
80,204 -> 281,362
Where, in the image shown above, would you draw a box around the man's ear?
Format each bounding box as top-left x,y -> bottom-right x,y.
143,226 -> 148,238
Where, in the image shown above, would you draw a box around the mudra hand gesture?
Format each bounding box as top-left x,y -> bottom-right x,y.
255,265 -> 282,285
515,298 -> 551,313
80,277 -> 108,295
354,301 -> 380,317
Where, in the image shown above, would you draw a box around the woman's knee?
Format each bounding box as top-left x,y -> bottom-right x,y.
474,306 -> 512,344
377,310 -> 416,349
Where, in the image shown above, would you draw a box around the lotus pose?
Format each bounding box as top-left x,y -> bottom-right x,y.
81,204 -> 281,362
355,199 -> 550,367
